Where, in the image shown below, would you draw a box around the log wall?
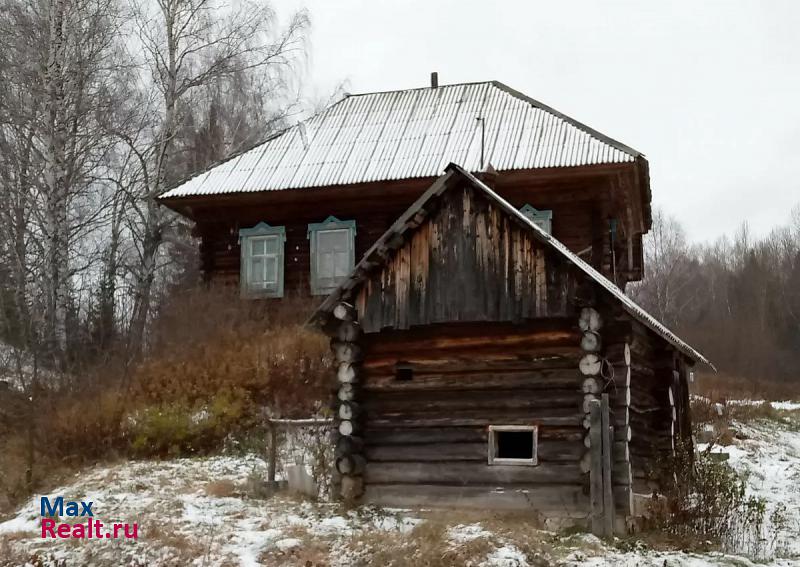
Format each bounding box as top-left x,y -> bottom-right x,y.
187,171 -> 636,295
602,317 -> 689,502
356,321 -> 591,522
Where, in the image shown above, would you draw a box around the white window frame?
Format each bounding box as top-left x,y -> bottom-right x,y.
308,216 -> 356,296
520,204 -> 553,235
488,425 -> 538,466
238,222 -> 286,298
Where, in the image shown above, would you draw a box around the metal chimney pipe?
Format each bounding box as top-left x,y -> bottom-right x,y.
430,72 -> 438,88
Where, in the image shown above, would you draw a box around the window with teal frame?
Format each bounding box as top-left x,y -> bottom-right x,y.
239,222 -> 286,297
308,216 -> 356,296
519,204 -> 553,235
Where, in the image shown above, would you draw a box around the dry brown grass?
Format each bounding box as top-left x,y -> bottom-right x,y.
258,526 -> 333,567
144,521 -> 206,559
344,521 -> 492,567
690,395 -> 787,447
692,370 -> 800,402
0,286 -> 333,513
132,288 -> 332,422
692,396 -> 782,426
204,479 -> 239,498
338,510 -> 553,567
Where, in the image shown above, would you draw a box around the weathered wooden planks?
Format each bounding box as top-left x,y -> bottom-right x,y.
365,441 -> 585,463
364,484 -> 590,515
356,187 -> 576,332
365,461 -> 583,485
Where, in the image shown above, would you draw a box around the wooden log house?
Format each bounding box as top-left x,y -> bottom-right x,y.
158,78 -> 710,533
158,80 -> 651,298
309,164 -> 709,533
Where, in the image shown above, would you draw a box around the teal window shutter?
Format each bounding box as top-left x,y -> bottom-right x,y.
238,222 -> 286,298
520,204 -> 553,235
308,216 -> 356,296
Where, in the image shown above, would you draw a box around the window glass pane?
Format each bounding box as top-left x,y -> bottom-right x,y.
263,236 -> 280,255
318,229 -> 349,252
317,276 -> 335,290
251,238 -> 266,256
317,251 -> 335,279
264,256 -> 278,284
334,251 -> 350,278
249,258 -> 265,283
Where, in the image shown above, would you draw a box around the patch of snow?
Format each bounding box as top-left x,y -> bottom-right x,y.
449,523 -> 493,543
191,408 -> 210,424
481,544 -> 529,567
370,513 -> 420,533
314,515 -> 352,536
696,442 -> 750,462
2,411 -> 800,566
725,418 -> 800,557
0,511 -> 39,535
275,537 -> 302,551
724,399 -> 800,412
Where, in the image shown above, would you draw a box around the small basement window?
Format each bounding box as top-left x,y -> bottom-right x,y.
488,425 -> 538,466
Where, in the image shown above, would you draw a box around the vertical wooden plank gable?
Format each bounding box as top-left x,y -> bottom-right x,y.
355,181 -> 574,332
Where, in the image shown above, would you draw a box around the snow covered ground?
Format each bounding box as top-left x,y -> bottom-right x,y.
1,403 -> 799,566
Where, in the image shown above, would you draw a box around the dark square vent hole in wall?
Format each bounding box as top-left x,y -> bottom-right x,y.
394,363 -> 413,381
496,430 -> 534,460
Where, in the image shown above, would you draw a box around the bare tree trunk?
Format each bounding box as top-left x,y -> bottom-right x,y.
42,0 -> 71,368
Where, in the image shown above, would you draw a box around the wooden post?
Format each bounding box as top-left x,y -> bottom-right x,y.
601,394 -> 614,538
267,420 -> 277,484
589,399 -> 603,535
590,395 -> 615,538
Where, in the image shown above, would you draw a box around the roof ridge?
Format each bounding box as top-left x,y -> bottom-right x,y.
344,80 -> 494,98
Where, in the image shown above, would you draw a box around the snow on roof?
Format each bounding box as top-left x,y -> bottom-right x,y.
160,81 -> 641,199
311,163 -> 710,366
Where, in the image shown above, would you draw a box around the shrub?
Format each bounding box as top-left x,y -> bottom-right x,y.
0,288 -> 334,510
44,389 -> 127,461
131,324 -> 331,418
128,390 -> 253,457
648,444 -> 767,556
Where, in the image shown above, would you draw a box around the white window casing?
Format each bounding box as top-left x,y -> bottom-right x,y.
308,216 -> 356,296
239,222 -> 286,298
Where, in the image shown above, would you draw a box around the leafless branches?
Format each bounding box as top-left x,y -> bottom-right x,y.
0,0 -> 309,373
629,206 -> 800,384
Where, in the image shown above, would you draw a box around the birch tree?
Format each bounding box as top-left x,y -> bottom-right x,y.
628,208 -> 698,328
0,0 -> 125,369
123,0 -> 307,353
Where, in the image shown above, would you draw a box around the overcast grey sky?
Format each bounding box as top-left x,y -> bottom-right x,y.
277,0 -> 800,242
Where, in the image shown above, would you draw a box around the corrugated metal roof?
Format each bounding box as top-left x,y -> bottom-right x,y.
310,164 -> 710,367
160,81 -> 641,199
